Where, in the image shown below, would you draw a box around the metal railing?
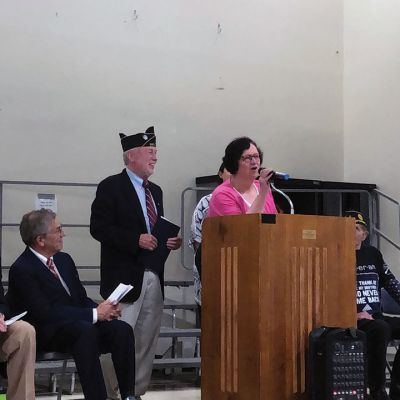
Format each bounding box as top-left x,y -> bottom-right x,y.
4,179 -> 399,277
373,189 -> 400,253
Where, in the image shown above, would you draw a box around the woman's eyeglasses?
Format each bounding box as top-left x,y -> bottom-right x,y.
241,154 -> 260,163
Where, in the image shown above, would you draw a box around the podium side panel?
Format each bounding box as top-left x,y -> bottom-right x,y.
202,214 -> 262,400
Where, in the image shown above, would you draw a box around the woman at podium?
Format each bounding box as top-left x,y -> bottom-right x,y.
208,136 -> 277,217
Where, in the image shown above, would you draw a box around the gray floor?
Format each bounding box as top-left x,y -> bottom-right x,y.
37,389 -> 201,399
33,367 -> 200,399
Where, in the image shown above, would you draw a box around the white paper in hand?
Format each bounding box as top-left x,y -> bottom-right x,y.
107,283 -> 133,305
6,311 -> 27,326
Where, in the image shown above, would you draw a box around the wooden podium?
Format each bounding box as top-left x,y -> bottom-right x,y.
201,214 -> 357,400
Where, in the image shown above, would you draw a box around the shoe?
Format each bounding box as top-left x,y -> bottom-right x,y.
370,389 -> 390,400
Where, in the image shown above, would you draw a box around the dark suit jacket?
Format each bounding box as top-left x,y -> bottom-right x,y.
7,248 -> 97,344
90,169 -> 164,302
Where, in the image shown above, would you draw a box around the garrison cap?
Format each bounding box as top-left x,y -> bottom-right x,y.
119,126 -> 156,151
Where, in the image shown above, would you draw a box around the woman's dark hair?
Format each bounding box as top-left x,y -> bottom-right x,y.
216,162 -> 225,184
222,137 -> 263,175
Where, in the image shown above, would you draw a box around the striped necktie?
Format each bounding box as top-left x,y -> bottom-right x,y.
46,257 -> 60,280
142,180 -> 157,230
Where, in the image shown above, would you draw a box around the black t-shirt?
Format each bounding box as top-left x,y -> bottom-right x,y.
356,245 -> 385,314
356,245 -> 400,315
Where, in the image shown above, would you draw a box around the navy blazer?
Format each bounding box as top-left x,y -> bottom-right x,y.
7,248 -> 97,343
90,169 -> 164,302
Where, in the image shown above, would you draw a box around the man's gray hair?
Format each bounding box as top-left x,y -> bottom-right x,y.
123,148 -> 138,166
122,150 -> 130,166
20,208 -> 56,246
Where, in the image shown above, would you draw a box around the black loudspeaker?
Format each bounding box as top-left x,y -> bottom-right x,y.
309,327 -> 367,400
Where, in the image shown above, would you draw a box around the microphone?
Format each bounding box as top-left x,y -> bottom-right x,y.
259,168 -> 290,181
272,171 -> 290,180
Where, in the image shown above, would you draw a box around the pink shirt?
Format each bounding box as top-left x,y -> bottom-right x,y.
208,179 -> 277,217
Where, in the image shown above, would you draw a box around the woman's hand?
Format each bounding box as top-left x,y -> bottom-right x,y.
246,168 -> 274,214
258,168 -> 274,193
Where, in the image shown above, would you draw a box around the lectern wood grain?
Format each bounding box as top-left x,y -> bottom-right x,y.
201,214 -> 356,400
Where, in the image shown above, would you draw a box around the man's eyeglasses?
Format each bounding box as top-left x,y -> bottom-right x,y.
47,226 -> 64,235
241,154 -> 260,163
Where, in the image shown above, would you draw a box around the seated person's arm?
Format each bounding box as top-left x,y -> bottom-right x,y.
380,261 -> 400,305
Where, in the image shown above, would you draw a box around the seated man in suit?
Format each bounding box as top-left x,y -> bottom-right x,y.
0,279 -> 35,400
7,208 -> 137,400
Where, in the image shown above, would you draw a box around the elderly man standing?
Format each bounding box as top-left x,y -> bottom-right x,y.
90,126 -> 181,400
7,209 -> 137,400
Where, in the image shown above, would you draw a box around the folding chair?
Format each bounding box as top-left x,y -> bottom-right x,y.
36,351 -> 74,400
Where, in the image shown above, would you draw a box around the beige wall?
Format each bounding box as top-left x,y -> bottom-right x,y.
344,0 -> 400,198
0,0 -> 344,184
0,0 -> 344,281
344,1 -> 400,271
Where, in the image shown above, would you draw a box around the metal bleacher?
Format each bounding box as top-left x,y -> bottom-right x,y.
0,179 -> 201,396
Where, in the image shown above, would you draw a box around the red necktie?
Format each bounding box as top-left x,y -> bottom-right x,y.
46,258 -> 60,280
142,180 -> 157,230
